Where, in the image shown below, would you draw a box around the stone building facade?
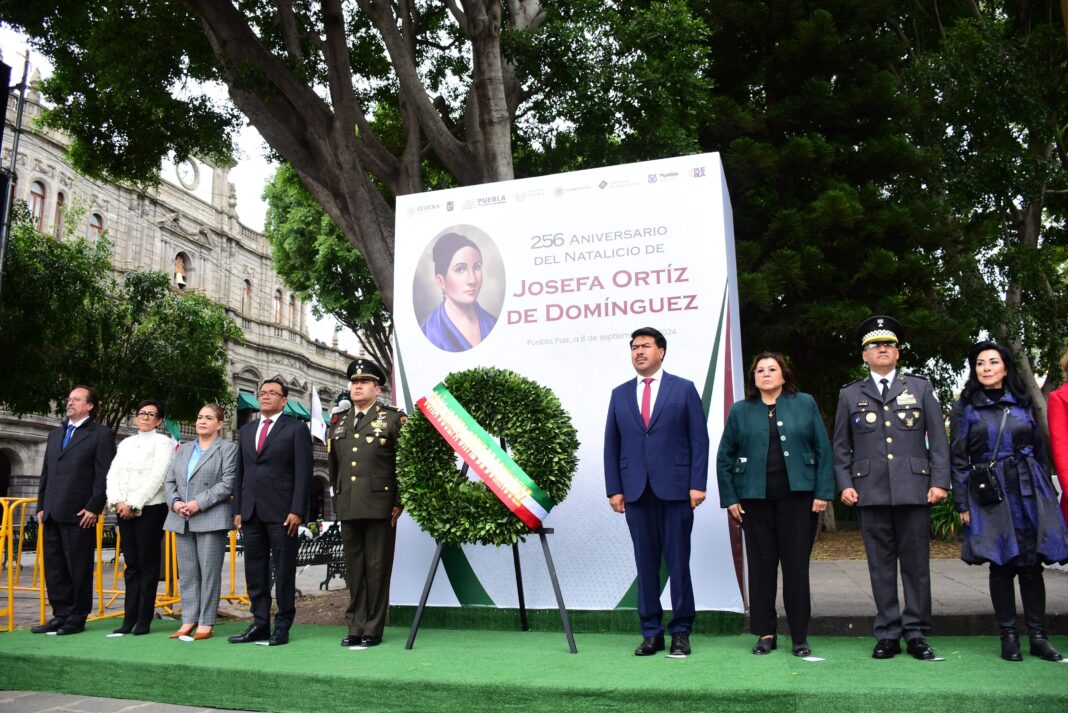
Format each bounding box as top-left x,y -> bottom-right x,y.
0,83 -> 356,520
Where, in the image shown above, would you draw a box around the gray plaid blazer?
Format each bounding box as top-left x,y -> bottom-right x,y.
163,439 -> 238,534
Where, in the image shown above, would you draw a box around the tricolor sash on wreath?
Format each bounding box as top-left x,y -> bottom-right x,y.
417,384 -> 555,529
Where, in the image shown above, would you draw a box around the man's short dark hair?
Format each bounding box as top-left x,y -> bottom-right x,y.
261,378 -> 289,397
72,385 -> 99,411
630,327 -> 666,351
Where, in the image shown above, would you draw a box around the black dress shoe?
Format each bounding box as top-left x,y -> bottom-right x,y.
132,624 -> 151,636
268,630 -> 289,646
634,635 -> 665,656
1000,631 -> 1022,661
872,638 -> 901,659
228,624 -> 270,644
341,635 -> 363,647
361,635 -> 382,647
669,633 -> 691,656
906,638 -> 936,660
1029,636 -> 1064,661
112,625 -> 133,635
31,618 -> 65,634
56,622 -> 86,636
752,636 -> 777,655
792,641 -> 811,657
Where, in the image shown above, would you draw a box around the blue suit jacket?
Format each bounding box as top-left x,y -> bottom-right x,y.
604,371 -> 710,502
234,414 -> 312,523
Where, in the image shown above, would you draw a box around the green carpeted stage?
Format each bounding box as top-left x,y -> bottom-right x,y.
1,621 -> 1066,712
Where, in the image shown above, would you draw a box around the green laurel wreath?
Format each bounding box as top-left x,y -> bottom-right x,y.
398,367 -> 579,546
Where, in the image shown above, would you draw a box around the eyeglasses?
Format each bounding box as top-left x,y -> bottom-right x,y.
863,342 -> 898,351
136,411 -> 160,418
258,390 -> 284,398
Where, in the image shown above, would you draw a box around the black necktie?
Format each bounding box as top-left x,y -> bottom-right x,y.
880,378 -> 889,402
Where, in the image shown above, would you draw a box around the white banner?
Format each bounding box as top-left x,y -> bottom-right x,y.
391,153 -> 744,612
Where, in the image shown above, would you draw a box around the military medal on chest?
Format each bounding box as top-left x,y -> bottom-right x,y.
371,416 -> 388,445
896,409 -> 921,428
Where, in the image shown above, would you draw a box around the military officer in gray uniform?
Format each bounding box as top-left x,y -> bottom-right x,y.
328,358 -> 406,647
832,315 -> 950,660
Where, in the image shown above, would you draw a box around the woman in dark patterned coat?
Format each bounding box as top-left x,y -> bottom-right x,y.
950,341 -> 1068,662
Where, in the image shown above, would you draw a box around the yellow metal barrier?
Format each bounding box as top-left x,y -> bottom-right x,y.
0,498 -> 47,631
0,497 -> 248,630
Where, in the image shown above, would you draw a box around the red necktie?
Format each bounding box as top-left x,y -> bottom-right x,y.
641,378 -> 653,428
257,418 -> 272,453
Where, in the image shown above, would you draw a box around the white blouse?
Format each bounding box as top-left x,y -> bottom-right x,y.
105,430 -> 175,510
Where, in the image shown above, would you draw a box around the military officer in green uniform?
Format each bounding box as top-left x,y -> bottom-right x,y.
832,315 -> 950,661
328,358 -> 406,647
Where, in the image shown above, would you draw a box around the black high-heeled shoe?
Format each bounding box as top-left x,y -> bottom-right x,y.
792,641 -> 811,657
752,635 -> 777,655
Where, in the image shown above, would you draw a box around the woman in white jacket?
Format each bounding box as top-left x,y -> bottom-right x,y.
105,400 -> 175,635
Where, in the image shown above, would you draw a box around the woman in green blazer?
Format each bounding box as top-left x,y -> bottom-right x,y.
717,352 -> 834,656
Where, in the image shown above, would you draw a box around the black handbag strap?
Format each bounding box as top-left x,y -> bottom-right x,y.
987,407 -> 1010,467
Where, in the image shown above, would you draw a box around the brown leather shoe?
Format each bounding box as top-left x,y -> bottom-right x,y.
170,624 -> 196,639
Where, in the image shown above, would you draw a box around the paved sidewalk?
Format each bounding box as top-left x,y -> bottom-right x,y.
0,691 -> 256,713
783,559 -> 1068,635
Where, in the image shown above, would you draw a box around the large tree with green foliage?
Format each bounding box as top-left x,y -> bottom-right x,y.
904,2 -> 1068,429
80,270 -> 244,430
0,203 -> 111,416
263,163 -> 393,373
693,0 -> 976,411
0,205 -> 243,429
1,1 -> 707,315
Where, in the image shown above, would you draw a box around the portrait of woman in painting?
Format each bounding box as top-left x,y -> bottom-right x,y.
420,232 -> 498,352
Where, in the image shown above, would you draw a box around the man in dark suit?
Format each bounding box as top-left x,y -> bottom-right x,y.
328,359 -> 405,648
832,315 -> 950,660
33,385 -> 116,635
605,327 -> 709,657
229,378 -> 312,646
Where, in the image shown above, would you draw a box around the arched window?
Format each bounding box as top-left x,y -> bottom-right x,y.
53,193 -> 66,238
87,212 -> 104,241
174,252 -> 190,289
289,294 -> 297,328
30,180 -> 45,229
274,290 -> 284,323
242,279 -> 253,314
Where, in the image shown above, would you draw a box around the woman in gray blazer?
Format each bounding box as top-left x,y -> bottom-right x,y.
164,404 -> 237,641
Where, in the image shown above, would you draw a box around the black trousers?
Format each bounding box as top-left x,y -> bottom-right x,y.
242,513 -> 299,632
42,517 -> 96,624
116,503 -> 167,628
857,505 -> 931,641
740,494 -> 817,642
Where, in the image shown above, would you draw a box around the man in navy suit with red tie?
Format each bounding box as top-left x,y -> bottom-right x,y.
229,379 -> 312,646
605,327 -> 709,657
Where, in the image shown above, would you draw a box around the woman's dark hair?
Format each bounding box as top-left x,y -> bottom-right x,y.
134,399 -> 164,421
960,341 -> 1031,407
745,351 -> 799,400
432,232 -> 480,276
